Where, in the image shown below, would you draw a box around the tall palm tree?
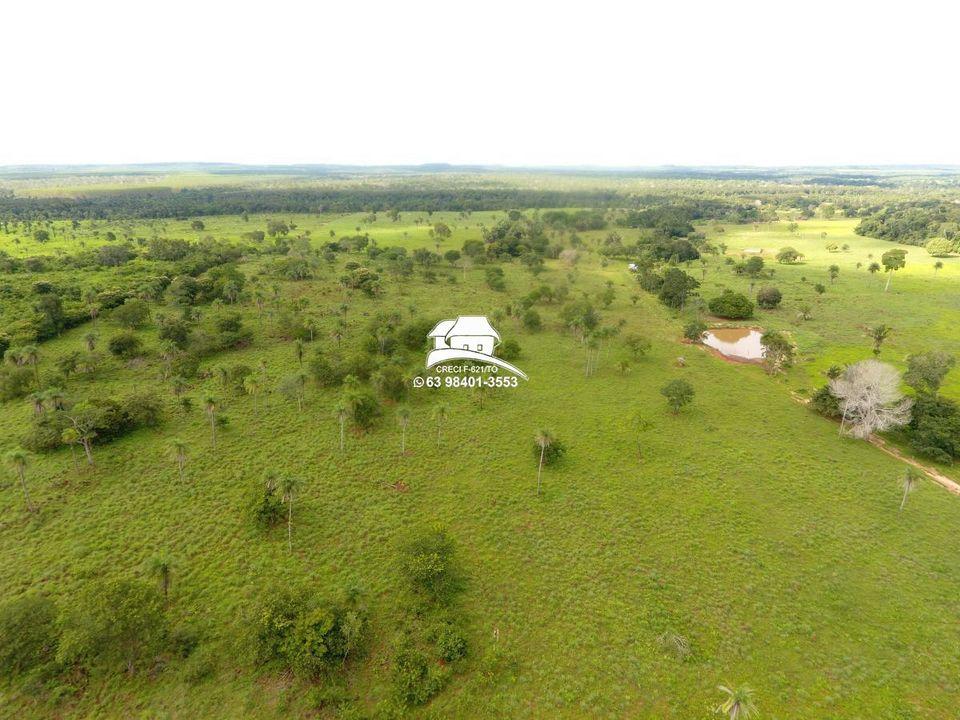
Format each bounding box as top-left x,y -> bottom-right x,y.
243,376 -> 262,414
715,685 -> 757,719
433,403 -> 448,448
22,345 -> 40,388
334,401 -> 348,451
203,397 -> 219,448
871,324 -> 891,357
534,430 -> 554,497
28,391 -> 45,415
6,449 -> 35,512
170,438 -> 188,482
900,468 -> 921,511
280,475 -> 300,552
397,407 -> 411,454
148,555 -> 172,601
83,331 -> 98,351
294,339 -> 304,367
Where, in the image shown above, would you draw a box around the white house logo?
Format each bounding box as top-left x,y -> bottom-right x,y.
424,315 -> 528,380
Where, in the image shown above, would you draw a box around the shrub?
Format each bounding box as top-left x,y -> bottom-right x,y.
111,299 -> 151,329
485,266 -> 506,291
391,638 -> 448,706
249,476 -> 285,530
400,528 -> 460,605
624,334 -> 652,358
810,385 -> 841,419
660,379 -> 694,414
683,320 -> 707,342
57,579 -> 167,675
108,331 -> 143,359
756,286 -> 783,309
497,339 -> 521,361
309,352 -> 345,388
532,436 -> 566,465
521,309 -> 542,331
0,366 -> 34,401
708,290 -> 754,319
374,364 -> 408,402
250,587 -> 366,678
431,621 -> 468,662
0,595 -> 59,676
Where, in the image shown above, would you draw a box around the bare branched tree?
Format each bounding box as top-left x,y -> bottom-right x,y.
829,360 -> 912,439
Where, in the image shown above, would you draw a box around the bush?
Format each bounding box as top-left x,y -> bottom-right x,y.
347,389 -> 381,431
249,477 -> 285,530
374,364 -> 408,402
391,638 -> 448,706
57,579 -> 167,675
532,436 -> 566,465
0,366 -> 34,401
907,394 -> 960,462
250,587 -> 366,678
111,298 -> 151,329
521,309 -> 542,331
108,331 -> 143,359
683,320 -> 707,342
400,528 -> 461,605
756,286 -> 783,309
497,339 -> 521,361
0,595 -> 59,676
810,385 -> 841,419
708,290 -> 754,319
309,352 -> 345,388
484,266 -> 505,291
431,621 -> 468,662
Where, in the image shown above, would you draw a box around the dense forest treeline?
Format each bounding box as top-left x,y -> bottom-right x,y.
0,186 -> 803,223
855,200 -> 960,244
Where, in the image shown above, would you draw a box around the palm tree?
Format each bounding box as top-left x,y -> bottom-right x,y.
83,331 -> 98,351
22,345 -> 40,388
433,403 -> 448,448
334,401 -> 348,451
899,468 -> 921,511
715,685 -> 757,719
280,475 -> 300,552
294,339 -> 304,367
397,406 -> 411,454
148,555 -> 172,600
28,391 -> 45,415
170,438 -> 188,482
534,430 -> 554,497
871,324 -> 891,357
203,396 -> 219,448
5,449 -> 35,512
243,376 -> 262,414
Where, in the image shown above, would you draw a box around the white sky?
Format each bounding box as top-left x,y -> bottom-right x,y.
3,0 -> 957,168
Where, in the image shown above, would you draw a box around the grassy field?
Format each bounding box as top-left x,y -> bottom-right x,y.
2,212 -> 960,718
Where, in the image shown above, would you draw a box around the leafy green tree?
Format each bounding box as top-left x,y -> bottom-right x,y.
5,449 -> 35,512
904,351 -> 955,395
828,264 -> 840,284
756,286 -> 782,309
660,379 -> 694,415
881,248 -> 907,291
760,330 -> 794,374
683,319 -> 707,343
279,371 -> 308,412
708,290 -> 754,319
0,594 -> 58,676
657,268 -> 700,309
57,579 -> 167,675
775,247 -> 802,264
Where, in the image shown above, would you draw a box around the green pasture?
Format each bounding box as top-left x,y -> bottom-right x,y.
1,213 -> 960,718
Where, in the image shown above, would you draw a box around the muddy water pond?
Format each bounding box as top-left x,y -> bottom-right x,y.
702,328 -> 764,361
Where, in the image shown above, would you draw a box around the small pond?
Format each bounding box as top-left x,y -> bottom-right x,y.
702,328 -> 764,361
